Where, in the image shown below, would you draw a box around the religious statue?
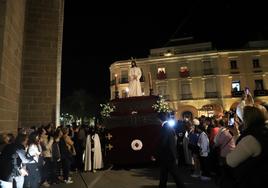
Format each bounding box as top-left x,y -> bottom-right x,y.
128,59 -> 142,97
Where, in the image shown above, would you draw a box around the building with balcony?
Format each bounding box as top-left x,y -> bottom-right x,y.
109,38 -> 268,119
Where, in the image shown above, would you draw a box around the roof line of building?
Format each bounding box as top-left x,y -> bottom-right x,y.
110,48 -> 268,67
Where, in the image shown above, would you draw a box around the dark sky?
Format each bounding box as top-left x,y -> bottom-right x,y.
61,1 -> 267,102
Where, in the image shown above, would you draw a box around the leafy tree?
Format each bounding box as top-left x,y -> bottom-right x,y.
61,89 -> 99,123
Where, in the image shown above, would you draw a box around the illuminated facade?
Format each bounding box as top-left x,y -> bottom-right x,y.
109,39 -> 268,119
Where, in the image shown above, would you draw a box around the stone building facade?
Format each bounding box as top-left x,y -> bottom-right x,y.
110,38 -> 268,119
0,0 -> 64,133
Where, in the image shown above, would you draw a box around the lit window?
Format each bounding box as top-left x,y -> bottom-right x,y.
164,50 -> 173,56
180,66 -> 188,72
179,66 -> 189,77
157,67 -> 167,79
158,67 -> 166,74
232,81 -> 240,91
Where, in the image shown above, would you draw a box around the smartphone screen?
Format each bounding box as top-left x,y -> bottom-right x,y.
229,117 -> 234,127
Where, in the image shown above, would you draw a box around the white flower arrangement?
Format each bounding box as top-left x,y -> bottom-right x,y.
100,103 -> 116,118
152,95 -> 171,113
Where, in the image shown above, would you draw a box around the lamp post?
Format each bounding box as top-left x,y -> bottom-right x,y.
114,74 -> 119,99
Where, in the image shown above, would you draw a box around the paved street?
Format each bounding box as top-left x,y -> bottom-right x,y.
46,164 -> 218,188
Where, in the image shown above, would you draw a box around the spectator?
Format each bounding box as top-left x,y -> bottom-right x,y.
225,106 -> 268,188
155,112 -> 185,188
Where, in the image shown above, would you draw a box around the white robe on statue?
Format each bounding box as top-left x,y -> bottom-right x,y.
128,67 -> 142,97
92,133 -> 104,170
84,134 -> 92,171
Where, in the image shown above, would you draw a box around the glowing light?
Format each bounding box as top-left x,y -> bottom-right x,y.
164,50 -> 173,57
168,119 -> 176,127
164,52 -> 173,56
126,87 -> 129,92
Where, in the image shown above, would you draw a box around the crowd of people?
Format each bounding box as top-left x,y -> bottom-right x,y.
174,93 -> 268,188
1,92 -> 268,188
0,123 -> 106,188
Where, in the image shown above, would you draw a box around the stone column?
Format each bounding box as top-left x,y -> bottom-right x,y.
19,0 -> 64,128
0,0 -> 26,133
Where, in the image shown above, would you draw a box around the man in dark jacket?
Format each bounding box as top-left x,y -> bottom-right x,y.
156,112 -> 185,188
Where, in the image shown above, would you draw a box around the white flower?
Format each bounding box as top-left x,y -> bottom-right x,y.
100,103 -> 116,118
152,95 -> 171,113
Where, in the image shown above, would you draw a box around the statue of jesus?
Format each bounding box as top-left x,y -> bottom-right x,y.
128,60 -> 142,97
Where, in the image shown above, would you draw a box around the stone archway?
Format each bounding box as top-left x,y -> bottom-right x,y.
200,103 -> 223,117
176,105 -> 198,120
182,111 -> 193,121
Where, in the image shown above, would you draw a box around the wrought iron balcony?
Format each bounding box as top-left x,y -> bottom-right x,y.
181,94 -> 193,100
230,70 -> 240,74
162,95 -> 170,100
231,90 -> 244,97
254,89 -> 268,97
179,71 -> 190,78
203,68 -> 214,75
157,72 -> 167,80
205,92 -> 218,98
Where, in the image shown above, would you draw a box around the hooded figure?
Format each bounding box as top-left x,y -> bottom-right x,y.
92,133 -> 103,170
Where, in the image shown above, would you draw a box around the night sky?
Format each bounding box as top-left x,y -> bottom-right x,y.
61,1 -> 267,102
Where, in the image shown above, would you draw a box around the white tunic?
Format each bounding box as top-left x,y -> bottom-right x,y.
128,67 -> 142,97
92,133 -> 104,170
84,135 -> 92,171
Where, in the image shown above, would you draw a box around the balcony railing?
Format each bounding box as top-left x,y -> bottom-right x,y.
179,71 -> 190,78
203,68 -> 214,75
157,72 -> 167,80
205,92 -> 218,98
181,94 -> 193,100
230,70 -> 240,74
231,90 -> 244,97
254,89 -> 268,97
120,77 -> 128,84
253,68 -> 262,73
162,95 -> 170,100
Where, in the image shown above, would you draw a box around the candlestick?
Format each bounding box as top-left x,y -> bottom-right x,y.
148,72 -> 152,89
114,74 -> 119,99
114,74 -> 118,91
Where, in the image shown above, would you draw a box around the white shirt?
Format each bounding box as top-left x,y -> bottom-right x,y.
197,132 -> 210,157
27,144 -> 41,163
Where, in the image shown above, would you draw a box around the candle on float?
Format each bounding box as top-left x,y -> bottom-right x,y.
114,74 -> 118,91
148,72 -> 152,89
